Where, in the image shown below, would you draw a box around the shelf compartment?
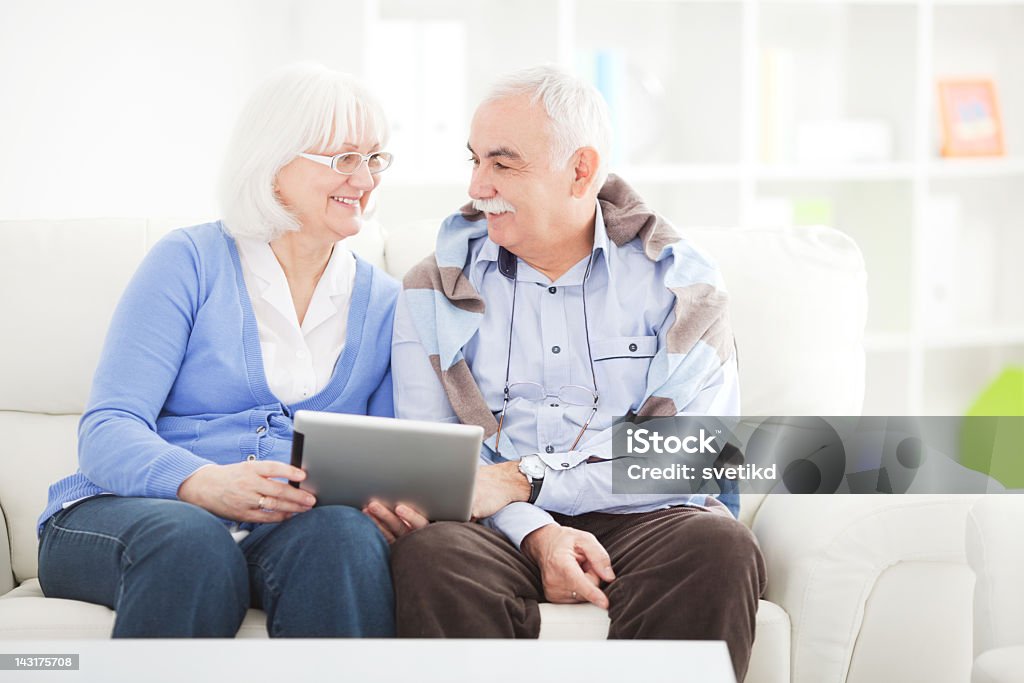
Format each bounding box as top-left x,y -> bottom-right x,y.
932,4 -> 1024,158
924,177 -> 1024,336
757,180 -> 914,335
630,180 -> 743,228
574,0 -> 744,165
863,350 -> 913,414
758,3 -> 918,165
922,346 -> 1024,415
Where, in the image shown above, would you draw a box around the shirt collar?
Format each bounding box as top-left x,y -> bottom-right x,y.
235,236 -> 354,332
301,245 -> 354,333
235,236 -> 281,293
474,200 -> 612,287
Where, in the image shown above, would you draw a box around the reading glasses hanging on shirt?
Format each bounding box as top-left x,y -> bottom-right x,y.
298,151 -> 394,175
505,382 -> 598,407
493,252 -> 600,458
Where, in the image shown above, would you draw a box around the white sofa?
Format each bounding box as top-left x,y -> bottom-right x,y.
966,496 -> 1024,683
0,216 -> 982,683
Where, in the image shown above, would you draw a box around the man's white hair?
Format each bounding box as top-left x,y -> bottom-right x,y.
218,62 -> 389,242
481,64 -> 612,190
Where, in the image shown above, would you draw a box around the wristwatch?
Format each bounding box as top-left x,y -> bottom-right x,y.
518,454 -> 548,505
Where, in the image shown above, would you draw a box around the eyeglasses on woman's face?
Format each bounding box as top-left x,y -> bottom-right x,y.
298,151 -> 394,175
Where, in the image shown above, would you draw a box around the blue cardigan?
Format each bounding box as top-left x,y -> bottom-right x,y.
40,222 -> 399,533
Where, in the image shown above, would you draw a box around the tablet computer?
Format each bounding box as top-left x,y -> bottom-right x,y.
289,410 -> 482,522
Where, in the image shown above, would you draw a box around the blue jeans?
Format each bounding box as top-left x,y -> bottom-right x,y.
37,497 -> 395,637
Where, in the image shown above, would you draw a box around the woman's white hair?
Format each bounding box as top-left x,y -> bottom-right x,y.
218,62 -> 389,242
481,65 -> 613,190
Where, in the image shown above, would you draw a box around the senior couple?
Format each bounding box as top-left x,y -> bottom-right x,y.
37,63 -> 764,678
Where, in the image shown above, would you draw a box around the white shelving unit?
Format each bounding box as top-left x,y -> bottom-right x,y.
343,0 -> 1024,415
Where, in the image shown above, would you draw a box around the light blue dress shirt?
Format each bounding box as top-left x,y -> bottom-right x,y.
392,203 -> 740,549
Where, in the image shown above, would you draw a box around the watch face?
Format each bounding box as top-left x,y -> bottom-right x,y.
520,456 -> 546,479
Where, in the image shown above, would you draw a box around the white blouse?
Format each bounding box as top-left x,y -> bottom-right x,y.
234,236 -> 355,405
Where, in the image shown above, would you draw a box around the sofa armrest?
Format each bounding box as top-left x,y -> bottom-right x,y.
751,495 -> 981,683
966,496 -> 1024,657
0,503 -> 13,595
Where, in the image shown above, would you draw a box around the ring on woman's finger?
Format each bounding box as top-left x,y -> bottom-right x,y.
257,495 -> 266,510
571,591 -> 578,600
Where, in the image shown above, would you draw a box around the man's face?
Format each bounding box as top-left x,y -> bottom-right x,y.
466,94 -> 574,256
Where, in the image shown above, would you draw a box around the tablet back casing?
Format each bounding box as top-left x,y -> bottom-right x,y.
290,411 -> 482,522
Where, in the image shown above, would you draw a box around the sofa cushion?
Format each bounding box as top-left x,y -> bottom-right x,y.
753,494 -> 981,683
0,577 -> 788,682
972,646 -> 1024,683
537,599 -> 788,683
0,579 -> 267,639
0,579 -> 114,639
0,413 -> 79,583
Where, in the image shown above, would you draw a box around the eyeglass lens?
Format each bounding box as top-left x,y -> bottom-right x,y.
335,152 -> 393,174
507,382 -> 598,406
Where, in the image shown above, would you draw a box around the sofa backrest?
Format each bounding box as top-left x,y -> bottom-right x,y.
1,216 -> 865,582
966,496 -> 1024,655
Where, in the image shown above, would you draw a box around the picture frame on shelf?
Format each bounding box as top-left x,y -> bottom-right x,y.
937,78 -> 1005,158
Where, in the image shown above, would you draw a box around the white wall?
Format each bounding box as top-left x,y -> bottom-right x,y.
0,0 -> 297,221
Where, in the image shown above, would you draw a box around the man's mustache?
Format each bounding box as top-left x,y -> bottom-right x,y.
472,198 -> 516,215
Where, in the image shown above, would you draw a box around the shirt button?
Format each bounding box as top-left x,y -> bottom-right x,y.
296,350 -> 306,359
552,346 -> 561,354
629,343 -> 638,352
545,445 -> 555,454
562,462 -> 570,468
246,454 -> 257,462
255,426 -> 266,435
548,286 -> 557,294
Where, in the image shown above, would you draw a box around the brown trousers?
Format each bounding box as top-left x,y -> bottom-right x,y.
391,507 -> 767,681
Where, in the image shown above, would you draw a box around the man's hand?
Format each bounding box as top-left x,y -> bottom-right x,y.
362,499 -> 430,543
471,460 -> 531,519
521,523 -> 616,609
177,461 -> 316,523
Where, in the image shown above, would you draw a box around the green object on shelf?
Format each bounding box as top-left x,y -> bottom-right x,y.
959,367 -> 1024,489
793,198 -> 834,227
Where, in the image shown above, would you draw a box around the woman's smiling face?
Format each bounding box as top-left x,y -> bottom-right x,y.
274,139 -> 382,245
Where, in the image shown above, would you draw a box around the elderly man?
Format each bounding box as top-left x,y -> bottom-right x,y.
368,65 -> 765,679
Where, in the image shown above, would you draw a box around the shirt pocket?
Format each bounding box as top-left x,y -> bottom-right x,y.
590,336 -> 658,414
591,335 -> 658,361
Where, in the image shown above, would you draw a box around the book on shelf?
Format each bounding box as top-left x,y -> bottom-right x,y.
937,78 -> 1005,158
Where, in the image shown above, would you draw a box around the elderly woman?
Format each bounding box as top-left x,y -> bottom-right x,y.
35,63 -> 398,637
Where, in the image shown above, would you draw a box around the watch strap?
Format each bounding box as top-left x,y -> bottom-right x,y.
527,475 -> 544,505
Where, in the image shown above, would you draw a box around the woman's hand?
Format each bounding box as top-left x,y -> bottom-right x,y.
177,461 -> 316,523
362,499 -> 429,543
